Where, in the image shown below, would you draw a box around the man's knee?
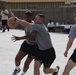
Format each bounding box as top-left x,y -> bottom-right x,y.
34,63 -> 40,70
43,70 -> 48,74
43,68 -> 49,74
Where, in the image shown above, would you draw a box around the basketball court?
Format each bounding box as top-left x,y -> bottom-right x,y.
0,29 -> 76,75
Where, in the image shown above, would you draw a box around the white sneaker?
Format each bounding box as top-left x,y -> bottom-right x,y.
52,66 -> 60,75
12,68 -> 21,75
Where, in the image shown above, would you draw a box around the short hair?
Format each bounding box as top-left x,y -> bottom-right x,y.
37,14 -> 45,20
25,11 -> 33,17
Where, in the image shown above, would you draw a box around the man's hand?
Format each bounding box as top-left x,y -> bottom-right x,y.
11,35 -> 21,42
11,31 -> 36,42
64,51 -> 68,57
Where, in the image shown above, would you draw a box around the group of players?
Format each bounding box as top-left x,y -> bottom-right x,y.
7,10 -> 76,75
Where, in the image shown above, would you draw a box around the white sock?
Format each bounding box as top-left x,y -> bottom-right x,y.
15,66 -> 19,70
55,67 -> 58,72
21,72 -> 25,75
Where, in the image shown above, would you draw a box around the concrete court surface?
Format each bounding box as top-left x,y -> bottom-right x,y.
0,29 -> 76,75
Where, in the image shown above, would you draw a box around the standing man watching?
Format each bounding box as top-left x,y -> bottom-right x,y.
0,6 -> 9,32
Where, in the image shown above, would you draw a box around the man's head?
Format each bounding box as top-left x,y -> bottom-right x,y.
34,14 -> 45,24
24,11 -> 33,23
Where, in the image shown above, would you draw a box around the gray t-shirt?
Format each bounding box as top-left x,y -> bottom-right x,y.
32,24 -> 53,50
69,24 -> 76,38
25,27 -> 36,45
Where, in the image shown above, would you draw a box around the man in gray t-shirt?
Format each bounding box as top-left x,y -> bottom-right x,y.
10,13 -> 60,75
62,13 -> 76,75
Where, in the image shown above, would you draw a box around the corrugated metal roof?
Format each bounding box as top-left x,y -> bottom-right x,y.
6,0 -> 66,2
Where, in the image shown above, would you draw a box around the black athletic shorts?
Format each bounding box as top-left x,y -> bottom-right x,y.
2,20 -> 7,26
19,41 -> 38,59
35,47 -> 56,68
69,48 -> 76,63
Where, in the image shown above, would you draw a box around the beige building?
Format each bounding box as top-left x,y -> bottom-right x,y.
6,0 -> 72,9
65,0 -> 75,4
4,0 -> 76,24
6,0 -> 76,9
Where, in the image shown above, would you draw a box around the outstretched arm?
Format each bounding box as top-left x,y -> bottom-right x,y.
10,11 -> 32,29
16,18 -> 32,29
11,31 -> 36,42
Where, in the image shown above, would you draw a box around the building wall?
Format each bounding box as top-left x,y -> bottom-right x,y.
6,0 -> 66,2
6,2 -> 65,9
0,1 -> 6,9
44,6 -> 76,24
6,0 -> 75,9
8,6 -> 76,25
5,0 -> 76,26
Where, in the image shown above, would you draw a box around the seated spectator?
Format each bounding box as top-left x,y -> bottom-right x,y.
47,20 -> 55,32
56,22 -> 59,26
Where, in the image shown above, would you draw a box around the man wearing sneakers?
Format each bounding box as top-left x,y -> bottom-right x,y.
10,12 -> 60,75
11,11 -> 38,75
62,12 -> 76,75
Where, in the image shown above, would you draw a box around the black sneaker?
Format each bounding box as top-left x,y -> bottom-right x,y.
12,68 -> 21,75
52,66 -> 60,75
7,28 -> 9,31
2,28 -> 5,32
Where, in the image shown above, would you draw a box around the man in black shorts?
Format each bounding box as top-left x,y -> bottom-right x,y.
10,12 -> 60,75
62,12 -> 76,75
12,11 -> 38,75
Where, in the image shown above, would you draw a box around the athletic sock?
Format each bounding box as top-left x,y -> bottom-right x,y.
55,67 -> 59,72
15,66 -> 20,70
21,72 -> 25,75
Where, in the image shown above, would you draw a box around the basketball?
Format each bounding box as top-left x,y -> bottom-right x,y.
8,17 -> 18,28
